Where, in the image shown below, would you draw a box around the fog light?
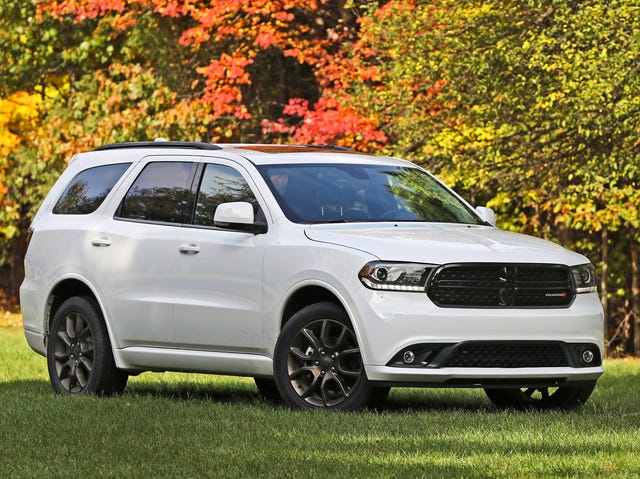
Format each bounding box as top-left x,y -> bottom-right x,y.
582,349 -> 595,364
403,350 -> 415,364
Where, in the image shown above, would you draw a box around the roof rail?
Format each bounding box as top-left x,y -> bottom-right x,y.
302,144 -> 353,151
94,141 -> 222,151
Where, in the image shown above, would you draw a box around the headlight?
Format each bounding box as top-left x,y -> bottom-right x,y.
571,264 -> 598,294
358,261 -> 435,292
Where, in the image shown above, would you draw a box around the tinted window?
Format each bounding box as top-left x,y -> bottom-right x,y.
194,164 -> 259,227
257,164 -> 483,225
53,163 -> 130,215
118,162 -> 194,224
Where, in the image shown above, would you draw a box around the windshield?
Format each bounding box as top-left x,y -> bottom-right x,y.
257,163 -> 483,225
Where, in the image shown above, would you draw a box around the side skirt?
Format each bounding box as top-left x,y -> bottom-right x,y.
113,347 -> 273,376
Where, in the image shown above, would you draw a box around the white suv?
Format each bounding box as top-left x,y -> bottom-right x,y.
20,141 -> 604,410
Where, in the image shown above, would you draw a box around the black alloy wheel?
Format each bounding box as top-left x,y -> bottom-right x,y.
273,302 -> 372,411
47,296 -> 127,395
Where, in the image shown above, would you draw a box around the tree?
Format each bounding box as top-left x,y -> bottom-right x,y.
327,0 -> 640,353
0,90 -> 51,297
2,0 -> 639,355
0,0 -> 372,296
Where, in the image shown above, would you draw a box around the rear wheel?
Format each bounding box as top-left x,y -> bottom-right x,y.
47,296 -> 128,395
484,382 -> 596,410
273,302 -> 372,411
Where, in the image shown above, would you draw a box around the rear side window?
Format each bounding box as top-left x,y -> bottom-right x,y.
53,163 -> 131,215
117,162 -> 195,224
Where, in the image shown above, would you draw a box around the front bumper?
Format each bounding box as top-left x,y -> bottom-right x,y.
365,364 -> 603,388
352,290 -> 605,386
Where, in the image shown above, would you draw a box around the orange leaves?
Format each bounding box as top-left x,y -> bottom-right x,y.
263,96 -> 387,152
198,54 -> 253,84
34,0 -> 387,147
197,53 -> 253,120
38,0 -> 127,21
273,11 -> 294,22
151,0 -> 189,18
255,28 -> 278,49
178,0 -> 304,49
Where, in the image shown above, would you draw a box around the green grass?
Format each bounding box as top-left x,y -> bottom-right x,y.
2,326 -> 640,478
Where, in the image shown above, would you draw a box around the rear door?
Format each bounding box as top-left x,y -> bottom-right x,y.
92,157 -> 198,348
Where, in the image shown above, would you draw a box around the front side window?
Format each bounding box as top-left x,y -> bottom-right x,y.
193,164 -> 259,227
257,163 -> 483,225
53,163 -> 131,215
117,162 -> 195,224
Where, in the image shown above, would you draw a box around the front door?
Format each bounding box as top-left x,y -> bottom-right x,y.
172,162 -> 266,353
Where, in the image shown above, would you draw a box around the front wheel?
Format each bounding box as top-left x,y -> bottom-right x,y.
273,302 -> 372,411
484,382 -> 596,410
254,377 -> 282,403
47,296 -> 128,396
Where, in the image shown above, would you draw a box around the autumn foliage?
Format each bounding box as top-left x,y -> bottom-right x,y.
1,0 -> 639,354
34,0 -> 386,144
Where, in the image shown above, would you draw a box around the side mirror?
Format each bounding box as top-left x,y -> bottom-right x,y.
214,202 -> 267,234
475,206 -> 496,226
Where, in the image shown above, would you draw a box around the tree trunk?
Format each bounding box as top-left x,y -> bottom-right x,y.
9,229 -> 28,301
632,229 -> 640,356
600,227 -> 609,346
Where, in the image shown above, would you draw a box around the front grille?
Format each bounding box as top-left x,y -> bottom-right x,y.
427,263 -> 574,308
442,342 -> 569,368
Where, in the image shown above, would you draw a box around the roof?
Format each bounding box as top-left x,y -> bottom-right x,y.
89,140 -> 412,168
93,141 -> 352,154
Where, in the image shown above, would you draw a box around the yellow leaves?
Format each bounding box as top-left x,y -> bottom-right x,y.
0,91 -> 42,157
432,124 -> 500,154
486,192 -> 511,209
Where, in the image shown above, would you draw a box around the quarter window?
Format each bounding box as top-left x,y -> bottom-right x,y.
53,163 -> 131,215
194,164 -> 259,227
118,162 -> 195,224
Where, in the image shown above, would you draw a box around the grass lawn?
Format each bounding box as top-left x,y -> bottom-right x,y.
1,317 -> 640,478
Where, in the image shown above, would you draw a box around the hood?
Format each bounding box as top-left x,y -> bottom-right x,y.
304,223 -> 588,265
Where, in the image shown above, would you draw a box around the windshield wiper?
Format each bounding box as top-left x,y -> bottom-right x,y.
324,219 -> 351,223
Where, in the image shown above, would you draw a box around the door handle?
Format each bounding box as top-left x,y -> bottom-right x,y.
91,237 -> 111,247
179,244 -> 200,255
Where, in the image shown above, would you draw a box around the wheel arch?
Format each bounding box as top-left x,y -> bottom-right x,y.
277,282 -> 368,360
280,284 -> 345,330
273,289 -> 372,410
44,277 -> 106,346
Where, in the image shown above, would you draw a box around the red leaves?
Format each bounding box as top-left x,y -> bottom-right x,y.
197,54 -> 253,120
35,0 -> 393,148
39,0 -> 127,21
152,0 -> 189,18
263,96 -> 387,152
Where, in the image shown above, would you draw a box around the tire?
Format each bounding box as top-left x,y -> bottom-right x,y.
484,382 -> 596,411
273,302 -> 372,411
47,296 -> 128,396
367,386 -> 391,410
254,377 -> 282,403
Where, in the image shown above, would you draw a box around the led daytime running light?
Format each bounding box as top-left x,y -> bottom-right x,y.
571,264 -> 598,294
359,262 -> 434,292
